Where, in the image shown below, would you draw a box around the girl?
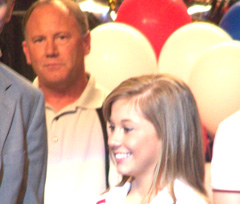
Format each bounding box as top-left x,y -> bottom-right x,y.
96,74 -> 210,204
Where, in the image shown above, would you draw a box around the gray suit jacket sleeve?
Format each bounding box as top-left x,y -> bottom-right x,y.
20,91 -> 48,204
0,63 -> 48,204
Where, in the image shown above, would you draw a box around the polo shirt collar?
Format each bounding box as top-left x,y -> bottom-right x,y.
33,74 -> 108,110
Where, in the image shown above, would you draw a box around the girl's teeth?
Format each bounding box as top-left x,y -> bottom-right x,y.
115,153 -> 131,159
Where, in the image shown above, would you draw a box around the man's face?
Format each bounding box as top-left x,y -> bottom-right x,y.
22,3 -> 90,90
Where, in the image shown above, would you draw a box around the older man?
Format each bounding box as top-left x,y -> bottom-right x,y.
0,0 -> 48,203
22,0 -> 118,203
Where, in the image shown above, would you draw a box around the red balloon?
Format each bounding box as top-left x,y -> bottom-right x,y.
115,0 -> 192,59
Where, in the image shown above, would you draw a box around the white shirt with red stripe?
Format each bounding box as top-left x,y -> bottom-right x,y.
96,179 -> 207,204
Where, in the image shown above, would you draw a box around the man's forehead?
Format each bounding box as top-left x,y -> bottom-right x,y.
35,1 -> 69,13
29,2 -> 71,22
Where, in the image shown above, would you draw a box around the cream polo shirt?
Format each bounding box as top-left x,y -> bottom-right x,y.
34,75 -> 110,204
211,110 -> 240,192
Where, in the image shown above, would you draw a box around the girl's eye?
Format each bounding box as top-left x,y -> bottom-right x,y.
108,124 -> 115,132
123,127 -> 133,133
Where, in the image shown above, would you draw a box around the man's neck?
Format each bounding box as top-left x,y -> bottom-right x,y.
40,76 -> 88,112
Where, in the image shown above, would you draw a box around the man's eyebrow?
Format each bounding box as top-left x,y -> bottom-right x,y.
31,35 -> 44,39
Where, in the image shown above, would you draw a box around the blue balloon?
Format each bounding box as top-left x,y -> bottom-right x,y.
219,2 -> 240,40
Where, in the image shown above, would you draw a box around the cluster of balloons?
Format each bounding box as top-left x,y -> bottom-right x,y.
86,0 -> 191,90
158,2 -> 240,136
85,0 -> 240,136
115,0 -> 192,58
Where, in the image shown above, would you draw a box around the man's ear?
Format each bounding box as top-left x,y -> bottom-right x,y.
5,0 -> 15,23
22,41 -> 32,65
83,30 -> 91,55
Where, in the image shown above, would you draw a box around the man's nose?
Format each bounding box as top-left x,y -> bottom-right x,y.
46,39 -> 58,57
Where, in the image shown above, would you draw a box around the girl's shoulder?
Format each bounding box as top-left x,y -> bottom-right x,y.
95,182 -> 131,204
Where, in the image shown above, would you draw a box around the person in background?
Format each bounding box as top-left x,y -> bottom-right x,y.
0,0 -> 48,203
96,74 -> 211,204
22,0 -> 118,203
0,0 -> 14,33
211,110 -> 240,204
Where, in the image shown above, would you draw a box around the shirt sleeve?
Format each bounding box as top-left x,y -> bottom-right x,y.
211,114 -> 240,192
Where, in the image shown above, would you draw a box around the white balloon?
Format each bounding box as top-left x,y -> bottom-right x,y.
189,41 -> 240,136
85,22 -> 158,91
158,22 -> 232,84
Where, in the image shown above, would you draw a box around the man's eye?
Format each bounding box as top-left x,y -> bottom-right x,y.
33,38 -> 44,43
57,35 -> 69,41
59,35 -> 66,40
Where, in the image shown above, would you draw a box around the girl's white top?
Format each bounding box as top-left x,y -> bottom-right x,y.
96,179 -> 207,204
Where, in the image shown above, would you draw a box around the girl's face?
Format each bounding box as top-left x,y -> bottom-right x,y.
108,98 -> 162,179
